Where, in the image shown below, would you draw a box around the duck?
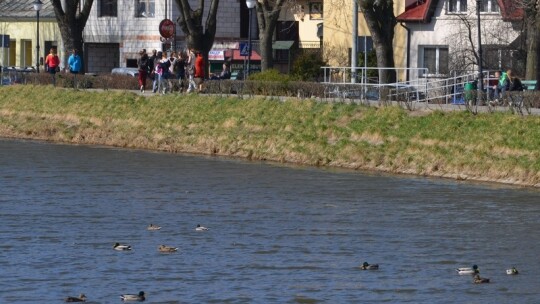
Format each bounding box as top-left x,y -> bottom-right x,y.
506,267 -> 519,275
456,265 -> 479,275
195,224 -> 209,231
147,224 -> 161,231
114,243 -> 132,251
65,294 -> 87,302
360,262 -> 379,270
473,274 -> 490,284
158,245 -> 178,253
121,291 -> 145,301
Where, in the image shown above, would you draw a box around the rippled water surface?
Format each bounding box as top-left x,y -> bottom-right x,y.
1,139 -> 539,303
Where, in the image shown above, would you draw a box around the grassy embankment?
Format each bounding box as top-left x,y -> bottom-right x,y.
1,85 -> 539,187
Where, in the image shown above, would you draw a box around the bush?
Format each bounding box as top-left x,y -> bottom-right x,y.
291,53 -> 326,81
248,69 -> 294,82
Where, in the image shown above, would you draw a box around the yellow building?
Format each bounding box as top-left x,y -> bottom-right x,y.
322,0 -> 406,80
0,0 -> 62,70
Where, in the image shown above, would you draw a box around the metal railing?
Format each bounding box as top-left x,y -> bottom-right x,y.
319,66 -> 523,105
1,66 -> 37,86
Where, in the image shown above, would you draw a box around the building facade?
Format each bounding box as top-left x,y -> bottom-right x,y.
0,0 -> 62,69
322,0 -> 408,81
397,0 -> 525,80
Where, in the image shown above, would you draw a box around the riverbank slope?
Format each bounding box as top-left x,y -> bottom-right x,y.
1,86 -> 539,187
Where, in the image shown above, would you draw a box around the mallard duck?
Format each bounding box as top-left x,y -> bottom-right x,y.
147,224 -> 161,231
114,243 -> 132,251
456,265 -> 479,275
121,291 -> 145,301
195,224 -> 209,231
473,274 -> 490,284
360,262 -> 379,270
65,294 -> 87,302
158,245 -> 178,253
506,267 -> 519,275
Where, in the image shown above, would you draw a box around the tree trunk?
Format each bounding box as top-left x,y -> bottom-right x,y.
360,0 -> 397,83
256,0 -> 287,71
525,10 -> 537,80
259,27 -> 275,71
175,0 -> 219,77
51,0 -> 94,73
536,9 -> 540,90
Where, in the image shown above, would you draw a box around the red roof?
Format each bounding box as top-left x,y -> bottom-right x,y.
231,49 -> 261,61
397,0 -> 523,23
396,0 -> 434,23
498,0 -> 524,21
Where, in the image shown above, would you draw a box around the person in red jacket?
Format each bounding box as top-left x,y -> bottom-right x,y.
44,48 -> 60,86
194,51 -> 205,92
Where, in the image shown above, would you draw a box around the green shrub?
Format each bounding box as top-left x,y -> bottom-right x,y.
248,69 -> 293,82
357,50 -> 378,78
291,53 -> 326,81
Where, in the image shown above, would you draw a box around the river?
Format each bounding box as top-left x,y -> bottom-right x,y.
1,139 -> 539,303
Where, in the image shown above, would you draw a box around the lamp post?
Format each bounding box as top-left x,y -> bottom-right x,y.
33,0 -> 43,73
245,0 -> 256,79
476,0 -> 483,104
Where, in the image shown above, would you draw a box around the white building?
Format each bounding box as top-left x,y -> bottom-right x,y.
83,0 -> 246,73
396,0 -> 525,80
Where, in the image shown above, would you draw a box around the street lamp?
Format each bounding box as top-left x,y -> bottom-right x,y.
245,0 -> 256,79
476,0 -> 483,105
33,0 -> 43,73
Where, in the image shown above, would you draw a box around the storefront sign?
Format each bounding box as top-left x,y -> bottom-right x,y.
159,19 -> 175,39
208,50 -> 225,61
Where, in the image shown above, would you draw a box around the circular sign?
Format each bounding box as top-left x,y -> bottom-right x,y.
159,19 -> 175,39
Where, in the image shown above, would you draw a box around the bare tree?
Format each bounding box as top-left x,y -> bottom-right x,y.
521,0 -> 539,86
359,0 -> 396,83
51,0 -> 94,72
254,0 -> 288,71
174,0 -> 220,69
445,5 -> 525,76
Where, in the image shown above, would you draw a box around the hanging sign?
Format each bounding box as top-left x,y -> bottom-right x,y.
159,19 -> 175,39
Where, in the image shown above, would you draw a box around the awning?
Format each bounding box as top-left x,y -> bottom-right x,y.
232,49 -> 261,61
272,41 -> 295,50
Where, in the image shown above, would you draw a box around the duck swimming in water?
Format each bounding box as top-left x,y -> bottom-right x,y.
64,294 -> 87,302
457,265 -> 479,275
360,262 -> 379,270
147,224 -> 161,231
114,243 -> 132,251
121,291 -> 145,301
195,224 -> 209,231
506,267 -> 519,275
473,274 -> 490,284
158,245 -> 178,253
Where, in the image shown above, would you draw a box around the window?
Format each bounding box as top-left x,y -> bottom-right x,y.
23,40 -> 32,67
480,0 -> 499,13
309,2 -> 323,20
357,36 -> 373,53
99,0 -> 117,17
422,46 -> 449,76
136,0 -> 155,18
484,47 -> 525,76
9,40 -> 16,66
447,0 -> 467,13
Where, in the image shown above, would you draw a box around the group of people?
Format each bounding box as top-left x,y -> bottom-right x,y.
489,69 -> 524,105
43,48 -> 82,86
137,48 -> 228,95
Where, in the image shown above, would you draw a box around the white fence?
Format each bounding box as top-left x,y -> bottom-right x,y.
320,66 -> 500,104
